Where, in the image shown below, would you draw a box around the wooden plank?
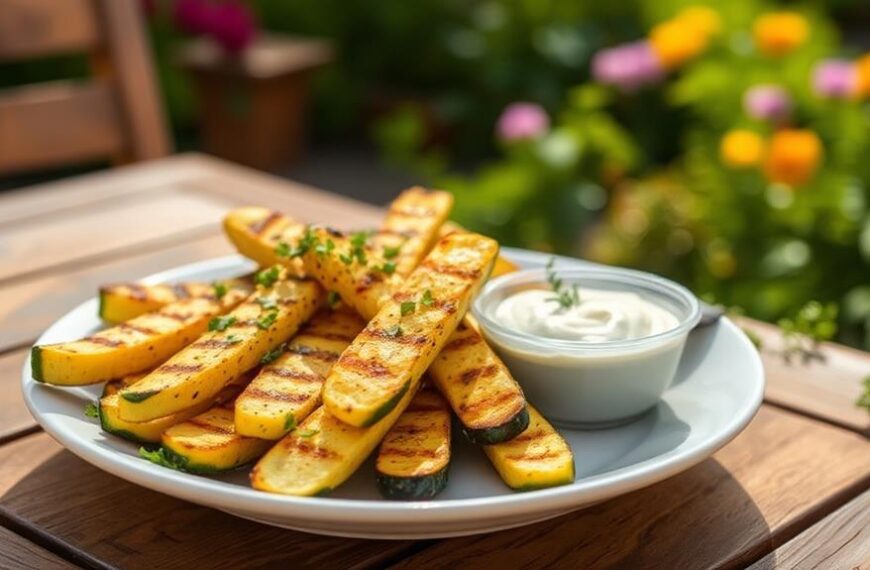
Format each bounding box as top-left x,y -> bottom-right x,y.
0,526 -> 75,570
0,349 -> 34,443
393,406 -> 870,569
0,81 -> 125,175
93,0 -> 171,162
0,0 -> 99,61
0,184 -> 233,283
0,233 -> 232,353
0,433 -> 421,569
743,319 -> 870,434
748,488 -> 870,569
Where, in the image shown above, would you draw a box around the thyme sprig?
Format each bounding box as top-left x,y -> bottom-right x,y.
545,257 -> 580,310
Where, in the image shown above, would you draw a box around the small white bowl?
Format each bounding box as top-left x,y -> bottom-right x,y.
472,267 -> 701,428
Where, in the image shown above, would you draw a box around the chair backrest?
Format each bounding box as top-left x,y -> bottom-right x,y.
0,0 -> 171,175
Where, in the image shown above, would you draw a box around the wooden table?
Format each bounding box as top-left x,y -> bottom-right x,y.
1,153 -> 868,569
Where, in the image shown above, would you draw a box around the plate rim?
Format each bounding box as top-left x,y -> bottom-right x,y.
20,249 -> 765,526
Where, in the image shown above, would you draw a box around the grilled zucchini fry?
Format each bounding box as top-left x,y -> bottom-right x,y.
99,278 -> 252,323
156,398 -> 273,473
483,405 -> 575,490
99,370 -> 252,443
375,388 -> 451,500
118,276 -> 322,422
251,384 -> 419,496
32,286 -> 250,386
321,232 -> 498,427
223,206 -> 307,274
439,221 -> 519,278
234,307 -> 367,439
429,323 -> 528,444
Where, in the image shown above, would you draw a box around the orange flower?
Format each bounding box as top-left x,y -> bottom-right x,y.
853,53 -> 870,98
763,129 -> 823,186
677,6 -> 722,38
649,18 -> 709,69
720,130 -> 765,168
753,12 -> 808,57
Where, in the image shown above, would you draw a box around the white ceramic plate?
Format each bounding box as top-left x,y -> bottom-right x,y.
21,249 -> 764,539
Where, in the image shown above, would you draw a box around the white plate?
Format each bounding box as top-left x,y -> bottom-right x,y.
21,248 -> 764,539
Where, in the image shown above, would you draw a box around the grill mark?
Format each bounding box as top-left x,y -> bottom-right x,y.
359,328 -> 428,345
244,387 -> 310,403
265,368 -> 323,383
389,424 -> 423,435
459,390 -> 520,414
287,440 -> 341,459
83,336 -> 124,347
248,211 -> 283,235
186,418 -> 235,435
458,364 -> 500,385
157,363 -> 203,374
421,261 -> 481,280
355,272 -> 384,294
324,226 -> 345,238
404,404 -> 447,413
441,333 -> 482,352
160,312 -> 192,322
389,205 -> 436,218
121,283 -> 149,301
172,283 -> 191,300
505,450 -> 565,462
286,346 -> 339,362
191,339 -> 239,349
337,355 -> 391,377
506,430 -> 547,444
300,330 -> 357,343
230,319 -> 262,329
118,323 -> 157,336
379,447 -> 441,459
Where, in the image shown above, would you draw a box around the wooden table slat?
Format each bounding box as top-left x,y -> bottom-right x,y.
0,526 -> 76,570
748,488 -> 870,569
0,349 -> 36,443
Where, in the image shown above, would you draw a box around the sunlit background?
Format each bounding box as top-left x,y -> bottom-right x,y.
3,0 -> 870,350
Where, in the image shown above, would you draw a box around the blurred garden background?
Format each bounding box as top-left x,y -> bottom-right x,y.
4,0 -> 870,351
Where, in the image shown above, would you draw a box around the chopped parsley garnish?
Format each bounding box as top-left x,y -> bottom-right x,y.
225,334 -> 241,344
84,401 -> 99,419
383,245 -> 401,259
400,301 -> 416,316
386,325 -> 403,337
260,343 -> 286,364
256,310 -> 278,330
255,266 -> 281,288
138,446 -> 185,471
284,413 -> 297,431
274,242 -> 291,258
376,261 -> 397,275
297,429 -> 320,438
256,296 -> 278,310
348,231 -> 369,264
213,281 -> 228,300
339,252 -> 353,265
545,257 -> 580,310
421,289 -> 434,307
314,238 -> 335,258
275,227 -> 317,259
327,290 -> 341,308
209,315 -> 237,332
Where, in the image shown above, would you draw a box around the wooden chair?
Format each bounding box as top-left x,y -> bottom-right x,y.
0,0 -> 171,176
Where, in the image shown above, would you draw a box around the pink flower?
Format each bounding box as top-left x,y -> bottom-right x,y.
173,0 -> 213,35
812,59 -> 856,99
496,103 -> 550,141
209,1 -> 257,54
591,41 -> 664,92
743,85 -> 792,122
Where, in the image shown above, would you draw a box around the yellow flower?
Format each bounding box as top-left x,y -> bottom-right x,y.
720,130 -> 765,168
763,129 -> 823,186
677,6 -> 721,38
853,53 -> 870,98
753,12 -> 808,57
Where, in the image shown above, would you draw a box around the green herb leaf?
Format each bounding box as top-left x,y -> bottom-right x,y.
348,231 -> 370,265
255,266 -> 281,288
274,242 -> 291,258
327,290 -> 341,308
383,245 -> 401,259
421,289 -> 434,307
138,446 -> 185,471
84,401 -> 99,419
545,257 -> 580,310
261,343 -> 286,365
213,281 -> 228,300
297,428 -> 320,438
256,296 -> 278,310
386,324 -> 403,337
284,413 -> 297,431
339,253 -> 353,265
315,239 -> 335,258
400,301 -> 416,316
225,334 -> 241,344
256,310 -> 278,330
209,315 -> 237,332
377,261 -> 397,275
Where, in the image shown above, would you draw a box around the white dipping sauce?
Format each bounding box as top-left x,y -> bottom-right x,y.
495,288 -> 678,343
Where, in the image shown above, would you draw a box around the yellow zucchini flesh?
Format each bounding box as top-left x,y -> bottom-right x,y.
152,399 -> 273,473
99,278 -> 252,323
117,276 -> 323,422
251,384 -> 419,496
375,388 -> 451,500
428,322 -> 528,445
99,370 -> 252,444
32,287 -> 250,386
321,232 -> 499,427
439,221 -> 519,278
483,405 -> 575,491
223,206 -> 307,275
234,307 -> 367,439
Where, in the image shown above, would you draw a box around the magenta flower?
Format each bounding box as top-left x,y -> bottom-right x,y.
209,1 -> 257,54
496,103 -> 550,141
591,41 -> 664,92
173,0 -> 213,35
812,59 -> 856,99
743,85 -> 792,122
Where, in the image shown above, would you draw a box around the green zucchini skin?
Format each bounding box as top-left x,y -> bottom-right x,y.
376,464 -> 449,500
30,346 -> 44,383
461,405 -> 529,446
363,380 -> 411,427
